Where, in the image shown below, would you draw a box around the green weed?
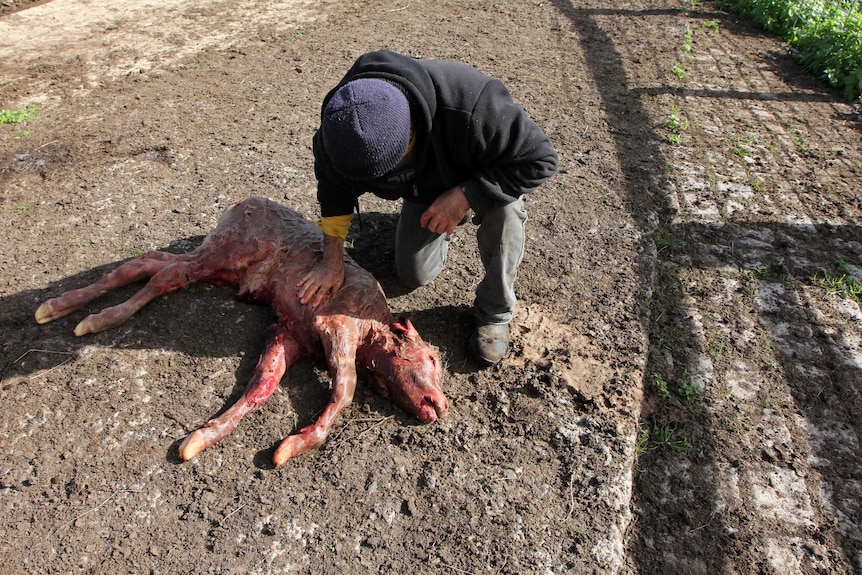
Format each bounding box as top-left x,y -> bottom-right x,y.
791,131 -> 809,152
762,332 -> 775,356
636,428 -> 651,453
290,28 -> 315,42
670,64 -> 688,80
751,264 -> 794,285
750,178 -> 765,193
746,168 -> 766,193
707,334 -> 726,358
0,105 -> 37,125
705,164 -> 718,191
731,144 -> 751,158
682,29 -> 694,53
656,230 -> 683,249
637,422 -> 693,453
814,259 -> 862,304
656,325 -> 683,350
14,202 -> 35,215
751,265 -> 766,278
652,374 -> 671,398
665,106 -> 689,144
666,109 -> 689,132
635,428 -> 651,453
678,381 -> 703,403
701,20 -> 720,31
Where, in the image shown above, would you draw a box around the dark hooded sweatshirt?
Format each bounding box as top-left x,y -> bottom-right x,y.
312,50 -> 558,218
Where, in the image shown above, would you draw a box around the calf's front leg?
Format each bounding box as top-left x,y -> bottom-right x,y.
273,329 -> 358,466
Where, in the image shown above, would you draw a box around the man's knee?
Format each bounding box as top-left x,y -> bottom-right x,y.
396,259 -> 440,290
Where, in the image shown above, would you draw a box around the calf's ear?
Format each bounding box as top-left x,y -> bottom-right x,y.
390,317 -> 417,336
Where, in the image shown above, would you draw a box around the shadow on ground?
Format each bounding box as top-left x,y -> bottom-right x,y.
553,0 -> 861,571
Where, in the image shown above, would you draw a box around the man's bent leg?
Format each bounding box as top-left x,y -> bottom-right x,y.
470,197 -> 527,365
474,197 -> 527,325
395,200 -> 452,290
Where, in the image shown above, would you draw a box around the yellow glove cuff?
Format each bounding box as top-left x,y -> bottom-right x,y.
316,214 -> 353,240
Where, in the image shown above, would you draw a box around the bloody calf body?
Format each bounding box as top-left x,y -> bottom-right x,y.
36,197 -> 448,465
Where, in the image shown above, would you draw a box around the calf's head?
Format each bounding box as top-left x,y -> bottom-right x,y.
362,319 -> 448,422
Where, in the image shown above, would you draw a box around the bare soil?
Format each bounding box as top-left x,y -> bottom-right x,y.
1,0 -> 861,573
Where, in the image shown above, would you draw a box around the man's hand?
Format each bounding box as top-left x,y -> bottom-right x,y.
420,185 -> 471,235
297,234 -> 345,307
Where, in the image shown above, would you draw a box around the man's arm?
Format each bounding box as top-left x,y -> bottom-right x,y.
297,233 -> 345,307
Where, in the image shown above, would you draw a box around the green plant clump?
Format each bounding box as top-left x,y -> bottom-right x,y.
636,422 -> 694,453
0,105 -> 38,125
652,374 -> 671,398
682,28 -> 694,52
670,63 -> 688,80
719,0 -> 862,102
814,259 -> 862,304
665,106 -> 689,144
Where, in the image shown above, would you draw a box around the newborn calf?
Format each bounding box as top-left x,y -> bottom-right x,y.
36,197 -> 448,465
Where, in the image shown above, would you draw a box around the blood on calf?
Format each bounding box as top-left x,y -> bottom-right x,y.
35,197 -> 448,465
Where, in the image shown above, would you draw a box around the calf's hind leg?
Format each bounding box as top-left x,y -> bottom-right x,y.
60,247 -> 230,336
35,251 -> 177,326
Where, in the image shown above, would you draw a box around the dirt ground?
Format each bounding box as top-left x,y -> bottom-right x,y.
1,0 -> 861,573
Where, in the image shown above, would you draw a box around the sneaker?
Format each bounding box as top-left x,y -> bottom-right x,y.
470,322 -> 510,365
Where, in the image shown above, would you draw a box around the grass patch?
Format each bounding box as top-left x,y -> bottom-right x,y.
636,422 -> 694,453
0,105 -> 38,125
814,259 -> 862,304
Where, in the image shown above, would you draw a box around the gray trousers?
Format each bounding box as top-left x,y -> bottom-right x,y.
394,197 -> 527,325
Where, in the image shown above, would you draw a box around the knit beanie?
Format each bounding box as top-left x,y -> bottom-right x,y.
320,78 -> 412,181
